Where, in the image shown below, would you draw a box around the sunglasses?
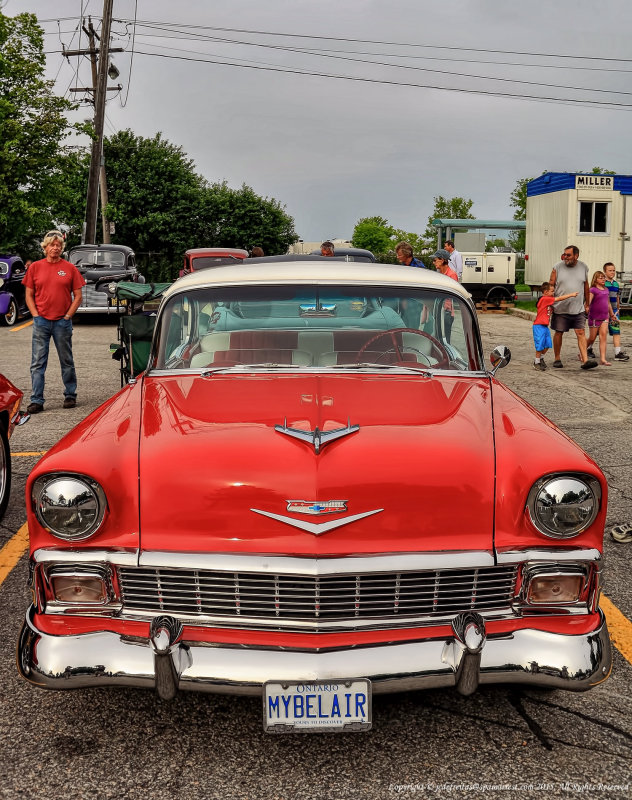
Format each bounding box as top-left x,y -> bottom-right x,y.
46,230 -> 64,239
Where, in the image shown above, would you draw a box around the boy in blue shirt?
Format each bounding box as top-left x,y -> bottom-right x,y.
588,263 -> 629,361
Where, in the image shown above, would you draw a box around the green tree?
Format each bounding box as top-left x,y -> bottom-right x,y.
351,216 -> 395,254
103,130 -> 297,280
423,196 -> 475,245
200,181 -> 297,256
485,238 -> 507,252
509,176 -> 535,252
103,130 -> 208,267
47,149 -> 90,252
0,11 -> 77,253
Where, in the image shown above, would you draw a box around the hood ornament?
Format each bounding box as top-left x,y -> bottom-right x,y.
275,418 -> 359,454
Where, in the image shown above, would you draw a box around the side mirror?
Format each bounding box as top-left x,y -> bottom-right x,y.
489,345 -> 511,375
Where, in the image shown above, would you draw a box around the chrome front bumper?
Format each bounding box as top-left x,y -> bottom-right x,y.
17,607 -> 611,698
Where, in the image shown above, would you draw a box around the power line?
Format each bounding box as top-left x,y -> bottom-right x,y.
38,16 -> 632,64
123,31 -> 632,98
46,37 -> 632,101
114,19 -> 632,64
122,30 -> 632,74
48,25 -> 632,73
129,48 -> 632,109
119,0 -> 137,106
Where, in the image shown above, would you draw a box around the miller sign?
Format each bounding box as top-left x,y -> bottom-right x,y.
575,175 -> 613,191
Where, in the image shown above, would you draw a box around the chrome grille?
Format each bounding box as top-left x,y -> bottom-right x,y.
81,283 -> 108,309
118,565 -> 518,628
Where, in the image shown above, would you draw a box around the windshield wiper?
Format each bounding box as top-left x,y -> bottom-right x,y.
199,363 -> 299,377
331,362 -> 432,375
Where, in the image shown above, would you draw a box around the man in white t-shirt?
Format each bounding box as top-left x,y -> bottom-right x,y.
444,240 -> 462,280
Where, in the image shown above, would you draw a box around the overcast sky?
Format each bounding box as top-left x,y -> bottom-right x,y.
5,0 -> 632,242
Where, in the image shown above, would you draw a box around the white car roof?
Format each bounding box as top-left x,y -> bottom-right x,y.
163,261 -> 473,301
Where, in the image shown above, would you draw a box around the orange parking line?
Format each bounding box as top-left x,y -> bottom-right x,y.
12,452 -> 47,457
601,594 -> 632,666
0,523 -> 29,589
9,320 -> 33,332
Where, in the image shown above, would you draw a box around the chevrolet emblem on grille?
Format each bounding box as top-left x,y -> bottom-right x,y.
286,500 -> 347,515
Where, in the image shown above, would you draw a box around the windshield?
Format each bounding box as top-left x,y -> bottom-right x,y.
154,285 -> 482,372
190,256 -> 244,271
69,250 -> 126,267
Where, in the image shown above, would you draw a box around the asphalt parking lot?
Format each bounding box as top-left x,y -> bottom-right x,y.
0,311 -> 631,800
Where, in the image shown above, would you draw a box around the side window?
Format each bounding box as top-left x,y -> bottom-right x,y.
447,299 -> 467,357
163,296 -> 195,364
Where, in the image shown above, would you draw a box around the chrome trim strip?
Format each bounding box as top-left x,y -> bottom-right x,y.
150,367 -> 490,378
33,549 -> 139,567
250,508 -> 383,535
137,550 -> 496,574
63,605 -> 515,631
496,548 -> 601,565
18,606 -> 612,696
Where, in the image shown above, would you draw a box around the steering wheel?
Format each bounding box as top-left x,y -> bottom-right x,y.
356,328 -> 450,369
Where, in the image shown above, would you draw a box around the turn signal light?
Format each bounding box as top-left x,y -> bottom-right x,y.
527,575 -> 583,604
51,575 -> 107,604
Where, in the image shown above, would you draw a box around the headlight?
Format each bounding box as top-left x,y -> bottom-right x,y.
526,574 -> 584,604
50,572 -> 108,604
32,475 -> 107,541
526,474 -> 601,538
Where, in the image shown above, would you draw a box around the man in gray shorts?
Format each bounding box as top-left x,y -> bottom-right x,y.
549,245 -> 597,370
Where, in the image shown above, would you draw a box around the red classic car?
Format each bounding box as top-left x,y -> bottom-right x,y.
179,247 -> 249,277
18,262 -> 611,732
0,374 -> 29,520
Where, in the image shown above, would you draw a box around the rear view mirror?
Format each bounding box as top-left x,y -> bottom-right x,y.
489,345 -> 511,375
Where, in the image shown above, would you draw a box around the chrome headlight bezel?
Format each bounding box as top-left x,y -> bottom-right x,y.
32,474 -> 108,541
526,473 -> 601,539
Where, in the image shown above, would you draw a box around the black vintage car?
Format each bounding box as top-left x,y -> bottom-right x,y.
67,244 -> 145,314
0,255 -> 29,327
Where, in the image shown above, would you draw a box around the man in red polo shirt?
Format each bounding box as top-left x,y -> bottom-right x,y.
22,230 -> 85,413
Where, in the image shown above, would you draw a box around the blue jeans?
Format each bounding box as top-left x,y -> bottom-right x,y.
30,317 -> 77,406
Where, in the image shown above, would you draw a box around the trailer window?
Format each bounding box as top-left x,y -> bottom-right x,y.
579,201 -> 609,234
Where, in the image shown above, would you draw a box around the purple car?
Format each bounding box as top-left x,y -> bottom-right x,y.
0,255 -> 29,327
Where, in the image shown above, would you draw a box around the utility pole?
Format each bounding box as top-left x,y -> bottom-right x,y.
65,4 -> 123,244
85,19 -> 111,243
83,0 -> 114,244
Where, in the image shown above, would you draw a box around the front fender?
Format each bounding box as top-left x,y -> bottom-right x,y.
0,292 -> 12,315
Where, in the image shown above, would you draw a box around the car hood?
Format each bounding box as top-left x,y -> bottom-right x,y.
138,373 -> 495,556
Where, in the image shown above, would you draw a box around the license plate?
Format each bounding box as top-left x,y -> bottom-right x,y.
263,679 -> 371,733
108,297 -> 127,307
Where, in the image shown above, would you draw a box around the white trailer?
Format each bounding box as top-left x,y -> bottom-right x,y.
525,173 -> 632,290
